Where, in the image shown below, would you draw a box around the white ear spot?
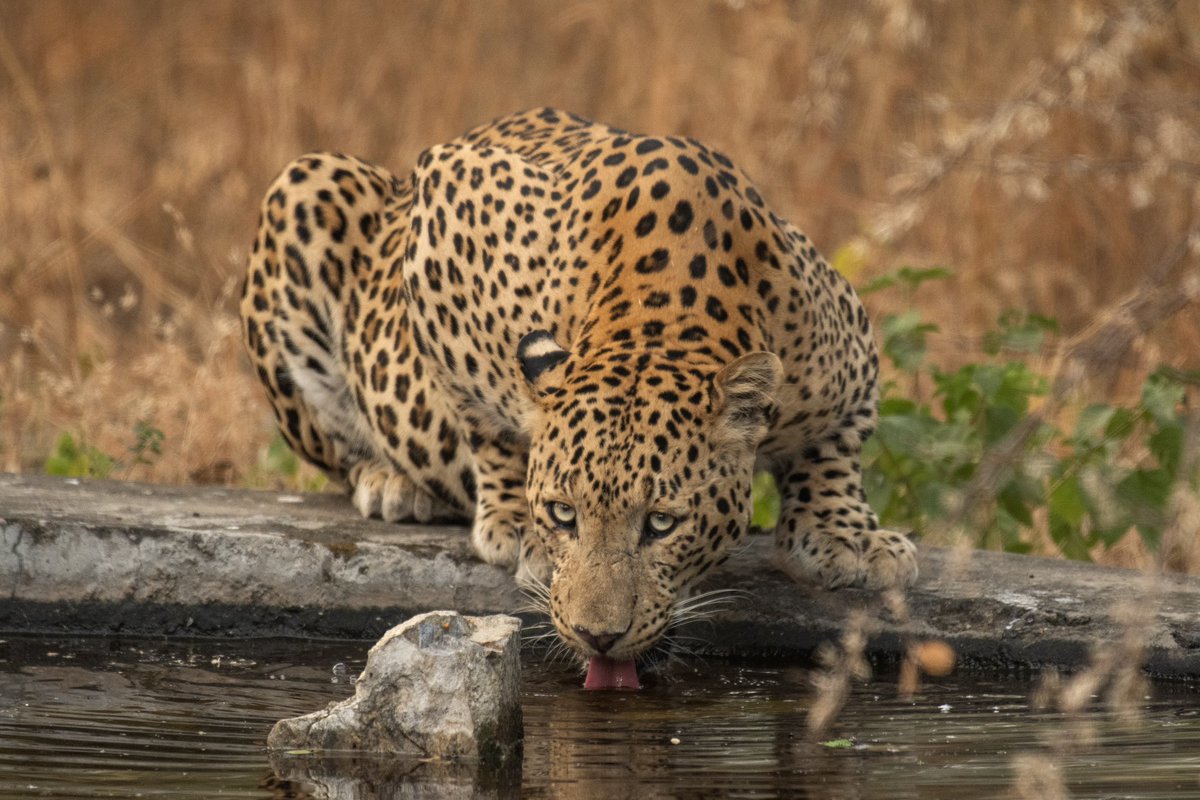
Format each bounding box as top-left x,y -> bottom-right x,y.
518,330 -> 569,384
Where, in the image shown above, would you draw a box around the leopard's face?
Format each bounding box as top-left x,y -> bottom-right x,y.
519,336 -> 780,661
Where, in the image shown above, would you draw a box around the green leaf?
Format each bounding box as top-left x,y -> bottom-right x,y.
874,413 -> 921,452
862,467 -> 896,523
1073,404 -> 1116,444
895,266 -> 953,291
1049,515 -> 1093,561
858,265 -> 951,296
1103,407 -> 1138,441
983,311 -> 1058,355
982,405 -> 1021,446
882,311 -> 938,372
921,419 -> 979,466
1049,475 -> 1086,528
820,738 -> 855,749
991,505 -> 1033,553
1091,521 -> 1133,548
998,485 -> 1034,527
935,367 -> 981,420
1140,376 -> 1185,425
1147,423 -> 1183,473
879,396 -> 920,416
914,479 -> 953,521
1117,468 -> 1172,523
751,471 -> 781,529
857,274 -> 898,295
1112,467 -> 1171,553
1048,475 -> 1094,560
1149,365 -> 1200,387
1010,472 -> 1044,504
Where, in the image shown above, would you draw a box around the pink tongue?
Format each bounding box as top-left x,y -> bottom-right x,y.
584,655 -> 641,690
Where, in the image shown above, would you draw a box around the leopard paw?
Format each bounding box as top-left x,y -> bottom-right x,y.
348,462 -> 452,523
776,528 -> 918,590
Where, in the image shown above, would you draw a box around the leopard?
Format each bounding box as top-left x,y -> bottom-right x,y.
240,108 -> 917,681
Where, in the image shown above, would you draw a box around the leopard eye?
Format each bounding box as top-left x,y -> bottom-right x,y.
643,512 -> 678,540
547,502 -> 577,529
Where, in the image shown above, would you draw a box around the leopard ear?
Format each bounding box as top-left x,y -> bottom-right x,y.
712,351 -> 782,448
517,330 -> 569,393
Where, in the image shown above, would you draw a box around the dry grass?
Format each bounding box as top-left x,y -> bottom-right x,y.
1,0 -> 1197,494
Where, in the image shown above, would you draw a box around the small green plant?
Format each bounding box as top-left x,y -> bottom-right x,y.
45,420 -> 168,479
129,420 -> 165,466
243,431 -> 329,492
44,433 -> 115,479
263,431 -> 302,479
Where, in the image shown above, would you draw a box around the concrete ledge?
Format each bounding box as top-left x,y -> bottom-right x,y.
2,473 -> 1199,678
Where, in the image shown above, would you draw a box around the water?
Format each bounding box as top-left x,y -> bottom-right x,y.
1,636 -> 1198,798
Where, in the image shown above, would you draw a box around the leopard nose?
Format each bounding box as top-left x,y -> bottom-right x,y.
573,625 -> 625,654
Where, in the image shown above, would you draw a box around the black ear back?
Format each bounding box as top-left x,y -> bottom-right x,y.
517,330 -> 569,384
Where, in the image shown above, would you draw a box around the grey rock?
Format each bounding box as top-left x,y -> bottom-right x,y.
268,611 -> 522,767
3,473 -> 1200,677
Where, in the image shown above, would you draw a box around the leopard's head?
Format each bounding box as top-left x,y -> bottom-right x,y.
517,330 -> 780,665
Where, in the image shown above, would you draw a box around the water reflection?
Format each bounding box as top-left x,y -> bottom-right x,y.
518,663 -> 876,800
268,751 -> 518,800
0,637 -> 1198,799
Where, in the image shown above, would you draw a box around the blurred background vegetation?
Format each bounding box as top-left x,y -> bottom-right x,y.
1,0 -> 1196,568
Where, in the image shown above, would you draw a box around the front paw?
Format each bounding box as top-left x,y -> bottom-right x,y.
348,462 -> 454,523
776,529 -> 918,590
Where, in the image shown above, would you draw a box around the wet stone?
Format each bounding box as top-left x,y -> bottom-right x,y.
268,611 -> 523,767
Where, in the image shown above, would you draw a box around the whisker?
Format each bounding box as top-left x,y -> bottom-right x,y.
544,639 -> 581,669
674,587 -> 749,608
654,636 -> 702,670
520,617 -> 554,633
523,630 -> 561,646
518,573 -> 552,602
663,632 -> 711,646
670,595 -> 742,628
518,592 -> 551,609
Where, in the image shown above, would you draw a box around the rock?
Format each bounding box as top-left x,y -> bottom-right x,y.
268,611 -> 522,767
7,474 -> 1200,678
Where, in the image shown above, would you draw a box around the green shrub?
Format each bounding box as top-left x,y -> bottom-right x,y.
860,268 -> 1196,559
750,267 -> 1196,561
129,420 -> 165,466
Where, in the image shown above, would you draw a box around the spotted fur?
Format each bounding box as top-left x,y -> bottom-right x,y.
240,108 -> 918,662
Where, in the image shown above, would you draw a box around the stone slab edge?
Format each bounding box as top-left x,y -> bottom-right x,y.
2,473 -> 1198,678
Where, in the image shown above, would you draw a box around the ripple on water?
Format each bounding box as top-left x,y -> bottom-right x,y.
1,637 -> 1198,799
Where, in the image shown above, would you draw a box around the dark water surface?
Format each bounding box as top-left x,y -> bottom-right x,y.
1,635 -> 1198,799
